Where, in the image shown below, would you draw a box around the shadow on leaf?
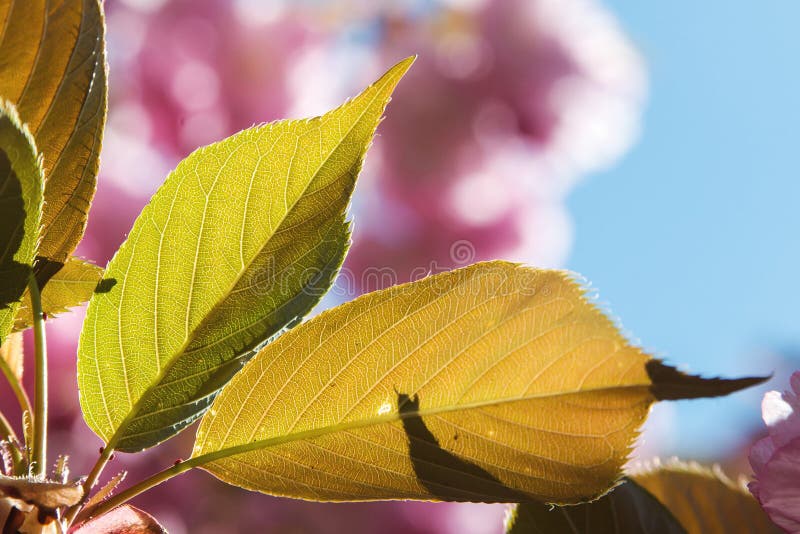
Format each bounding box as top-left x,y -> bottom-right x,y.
397,392 -> 530,502
32,257 -> 63,290
94,278 -> 117,294
0,149 -> 31,312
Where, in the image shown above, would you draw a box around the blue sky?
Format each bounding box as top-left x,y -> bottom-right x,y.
568,1 -> 800,457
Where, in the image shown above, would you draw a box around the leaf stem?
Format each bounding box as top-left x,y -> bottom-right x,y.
63,445 -> 114,526
75,455 -> 196,525
75,429 -> 352,524
0,409 -> 18,444
0,347 -> 33,435
28,273 -> 47,476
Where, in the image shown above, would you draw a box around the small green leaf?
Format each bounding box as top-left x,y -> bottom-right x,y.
192,261 -> 761,504
505,479 -> 687,534
22,410 -> 33,463
82,470 -> 126,511
632,461 -> 781,534
13,256 -> 104,331
53,455 -> 69,484
0,101 -> 44,346
78,57 -> 415,452
0,0 -> 108,264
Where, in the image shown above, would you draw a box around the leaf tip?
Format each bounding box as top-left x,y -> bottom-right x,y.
378,55 -> 417,90
397,54 -> 418,71
646,360 -> 770,401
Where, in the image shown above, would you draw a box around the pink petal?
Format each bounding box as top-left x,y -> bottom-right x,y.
749,436 -> 800,533
790,372 -> 800,397
750,435 -> 777,474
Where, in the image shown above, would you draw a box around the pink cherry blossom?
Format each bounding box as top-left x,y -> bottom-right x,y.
749,372 -> 800,532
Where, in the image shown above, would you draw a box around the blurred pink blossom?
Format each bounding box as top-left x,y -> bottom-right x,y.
749,372 -> 800,532
344,0 -> 646,286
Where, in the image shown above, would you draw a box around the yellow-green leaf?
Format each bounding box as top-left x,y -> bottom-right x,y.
0,0 -> 108,264
13,256 -> 103,331
505,479 -> 687,533
632,462 -> 780,534
78,58 -> 414,453
0,101 -> 44,346
192,261 -> 762,504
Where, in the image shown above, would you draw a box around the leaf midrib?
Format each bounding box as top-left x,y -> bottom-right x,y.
177,227 -> 347,360
224,427 -> 564,501
247,266 -> 495,442
102,77 -> 390,449
193,382 -> 654,468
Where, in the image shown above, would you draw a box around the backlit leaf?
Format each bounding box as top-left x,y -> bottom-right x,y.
13,256 -> 104,331
504,479 -> 686,534
78,58 -> 414,452
632,461 -> 780,534
193,261 -> 762,503
0,0 -> 108,264
0,101 -> 44,346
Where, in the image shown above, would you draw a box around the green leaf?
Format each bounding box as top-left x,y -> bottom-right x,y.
504,479 -> 687,534
192,261 -> 762,504
78,57 -> 415,453
13,256 -> 103,331
0,0 -> 108,264
0,101 -> 44,346
632,461 -> 781,534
